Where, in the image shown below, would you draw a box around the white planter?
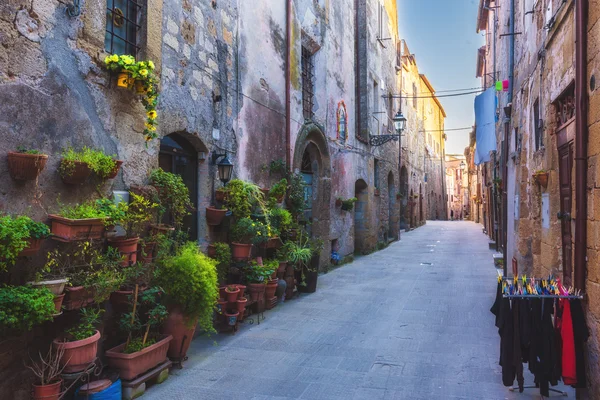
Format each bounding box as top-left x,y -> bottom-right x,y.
28,278 -> 68,295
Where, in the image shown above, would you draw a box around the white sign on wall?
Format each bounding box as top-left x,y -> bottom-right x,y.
514,195 -> 519,220
542,193 -> 550,230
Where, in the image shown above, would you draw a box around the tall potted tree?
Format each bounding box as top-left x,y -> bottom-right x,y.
149,168 -> 193,232
157,243 -> 218,360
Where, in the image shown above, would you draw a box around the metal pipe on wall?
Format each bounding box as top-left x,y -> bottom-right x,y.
574,0 -> 588,290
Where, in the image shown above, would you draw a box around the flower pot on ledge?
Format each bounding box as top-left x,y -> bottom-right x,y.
48,215 -> 107,242
105,334 -> 172,380
533,172 -> 549,189
206,207 -> 227,226
7,152 -> 48,181
105,160 -> 123,179
60,160 -> 92,185
108,237 -> 140,267
231,242 -> 252,261
53,330 -> 101,373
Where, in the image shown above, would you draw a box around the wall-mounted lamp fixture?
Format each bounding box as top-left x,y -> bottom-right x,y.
212,152 -> 233,184
67,0 -> 81,17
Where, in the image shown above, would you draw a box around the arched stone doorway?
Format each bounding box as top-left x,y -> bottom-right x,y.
399,166 -> 408,229
292,122 -> 331,279
354,179 -> 369,254
387,171 -> 396,239
159,133 -> 208,241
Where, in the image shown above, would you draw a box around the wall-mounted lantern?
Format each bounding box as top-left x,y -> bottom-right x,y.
212,152 -> 233,184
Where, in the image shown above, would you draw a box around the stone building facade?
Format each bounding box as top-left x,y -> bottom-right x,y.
445,154 -> 468,220
475,0 -> 599,396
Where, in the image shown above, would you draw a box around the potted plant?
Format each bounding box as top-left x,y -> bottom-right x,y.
0,286 -> 55,335
335,198 -> 343,208
243,261 -> 276,305
268,178 -> 288,203
27,347 -> 66,400
286,173 -> 306,216
53,308 -> 103,373
0,215 -> 49,271
263,260 -> 280,299
105,286 -> 172,380
340,198 -> 358,211
104,55 -> 159,142
224,285 -> 240,303
231,218 -> 270,261
109,261 -> 155,313
206,205 -> 228,226
48,199 -> 114,242
224,179 -> 268,219
150,168 -> 193,231
269,207 -> 292,236
236,297 -> 247,321
59,147 -> 121,184
7,147 -> 48,181
157,243 -> 218,360
532,170 -> 549,189
215,187 -> 228,203
108,192 -> 158,266
223,310 -> 239,326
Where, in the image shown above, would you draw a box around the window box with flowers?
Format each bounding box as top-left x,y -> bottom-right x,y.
104,55 -> 159,143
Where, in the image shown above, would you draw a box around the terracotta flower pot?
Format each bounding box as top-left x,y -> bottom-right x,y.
63,286 -> 95,310
225,287 -> 240,303
28,278 -> 68,295
53,293 -> 65,314
161,308 -> 197,360
7,152 -> 48,181
235,284 -> 246,298
277,262 -> 287,279
262,237 -> 281,249
218,287 -> 227,299
48,215 -> 107,242
223,310 -> 239,326
60,160 -> 92,185
207,244 -> 217,258
105,160 -> 123,179
105,335 -> 173,380
236,298 -> 247,321
248,283 -> 266,303
206,207 -> 227,226
32,379 -> 62,400
19,238 -> 44,256
53,330 -> 101,373
231,243 -> 252,261
215,190 -> 228,203
108,237 -> 139,267
533,172 -> 549,189
149,223 -> 175,235
265,280 -> 278,299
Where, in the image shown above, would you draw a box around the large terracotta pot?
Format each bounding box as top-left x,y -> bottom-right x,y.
53,330 -> 101,373
32,379 -> 62,400
235,284 -> 246,298
108,237 -> 139,267
248,283 -> 266,303
206,207 -> 227,226
60,160 -> 92,185
225,286 -> 240,303
7,152 -> 48,181
265,279 -> 278,299
105,335 -> 172,380
53,293 -> 65,314
161,308 -> 197,360
231,243 -> 252,261
48,215 -> 107,242
19,238 -> 44,256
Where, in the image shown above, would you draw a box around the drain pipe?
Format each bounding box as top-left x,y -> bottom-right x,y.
285,0 -> 292,171
574,0 -> 588,290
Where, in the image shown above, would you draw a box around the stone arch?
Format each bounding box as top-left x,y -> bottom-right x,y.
354,178 -> 369,254
292,122 -> 331,274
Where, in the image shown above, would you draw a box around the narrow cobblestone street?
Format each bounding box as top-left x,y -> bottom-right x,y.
145,222 -> 575,399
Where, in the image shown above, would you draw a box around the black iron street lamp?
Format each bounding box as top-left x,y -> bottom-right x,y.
370,110 -> 407,146
212,152 -> 234,184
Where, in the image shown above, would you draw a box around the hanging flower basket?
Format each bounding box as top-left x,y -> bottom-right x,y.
206,207 -> 227,226
59,160 -> 92,185
532,171 -> 549,189
7,151 -> 48,180
117,71 -> 133,89
105,160 -> 124,179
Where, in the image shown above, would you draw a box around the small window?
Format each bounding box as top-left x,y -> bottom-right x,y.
301,46 -> 315,120
374,159 -> 380,189
105,0 -> 142,56
533,98 -> 543,150
412,83 -> 417,108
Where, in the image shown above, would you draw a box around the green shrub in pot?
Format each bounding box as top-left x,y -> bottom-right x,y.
0,214 -> 50,271
0,286 -> 55,333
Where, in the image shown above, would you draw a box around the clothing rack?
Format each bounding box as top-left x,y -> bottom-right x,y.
503,294 -> 584,299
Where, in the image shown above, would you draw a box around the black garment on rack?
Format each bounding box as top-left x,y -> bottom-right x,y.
491,281 -> 502,328
519,298 -> 532,364
529,298 -> 559,397
496,297 -> 524,388
570,299 -> 590,389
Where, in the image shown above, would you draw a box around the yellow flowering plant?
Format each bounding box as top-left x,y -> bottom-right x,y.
231,218 -> 271,245
104,54 -> 159,142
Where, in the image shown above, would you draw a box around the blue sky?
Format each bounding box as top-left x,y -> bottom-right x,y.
397,0 -> 484,155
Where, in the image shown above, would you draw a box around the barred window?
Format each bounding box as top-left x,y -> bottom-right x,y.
301,46 -> 315,120
105,0 -> 142,56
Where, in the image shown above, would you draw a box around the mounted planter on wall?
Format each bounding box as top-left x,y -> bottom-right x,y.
48,215 -> 107,242
7,151 -> 48,180
206,207 -> 228,225
532,171 -> 549,189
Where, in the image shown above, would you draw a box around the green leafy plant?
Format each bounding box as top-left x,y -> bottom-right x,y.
340,197 -> 358,211
0,215 -> 49,271
269,208 -> 292,236
156,242 -> 218,332
213,242 -> 231,284
244,261 -> 276,284
60,147 -> 117,179
65,308 -> 103,341
120,287 -> 168,353
0,286 -> 55,333
104,55 -> 159,142
16,146 -> 43,155
111,193 -> 158,238
150,168 -> 193,229
286,173 -> 306,216
269,159 -> 286,174
224,179 -> 268,219
231,218 -> 272,245
269,179 -> 288,199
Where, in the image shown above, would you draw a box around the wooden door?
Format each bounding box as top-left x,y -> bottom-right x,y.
557,140 -> 573,285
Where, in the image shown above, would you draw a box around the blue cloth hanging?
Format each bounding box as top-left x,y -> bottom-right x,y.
474,87 -> 497,165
